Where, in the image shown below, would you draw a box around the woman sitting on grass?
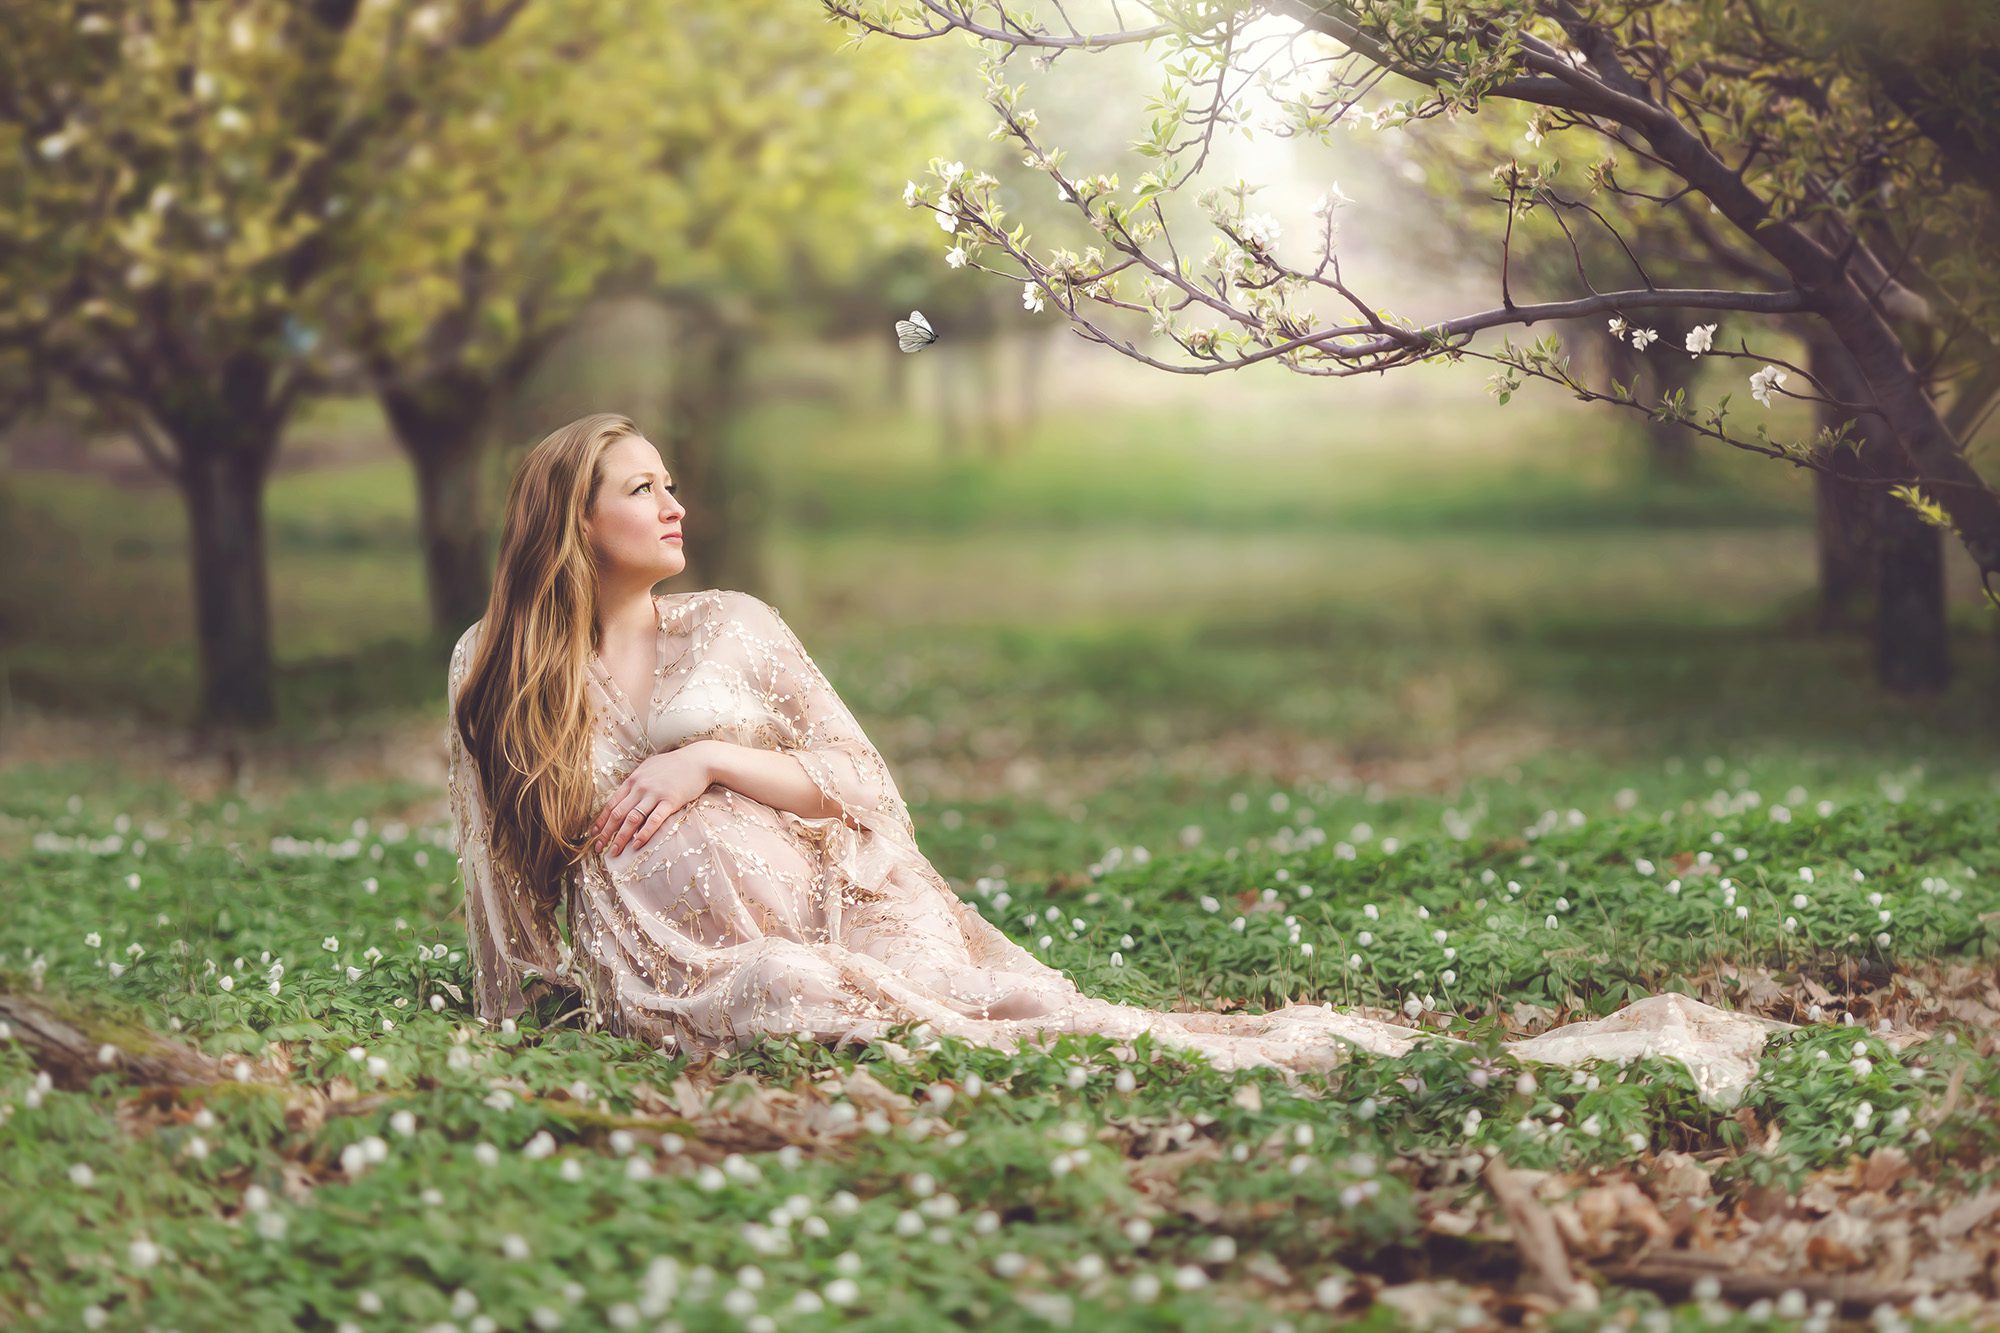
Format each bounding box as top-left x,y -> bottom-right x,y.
446,412 -> 1784,1101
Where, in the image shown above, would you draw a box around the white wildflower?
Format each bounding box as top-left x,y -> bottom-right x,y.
1749,364 -> 1787,407
1685,323 -> 1716,356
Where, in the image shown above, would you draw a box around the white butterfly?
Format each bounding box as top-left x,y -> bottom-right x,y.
894,309 -> 938,353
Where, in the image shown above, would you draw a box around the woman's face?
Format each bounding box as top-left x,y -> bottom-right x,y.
585,433 -> 687,586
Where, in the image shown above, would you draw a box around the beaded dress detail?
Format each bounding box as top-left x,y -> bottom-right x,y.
446,589 -> 1790,1104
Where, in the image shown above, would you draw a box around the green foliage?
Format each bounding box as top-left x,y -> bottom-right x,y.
346,0 -> 977,384
3,762 -> 1995,1327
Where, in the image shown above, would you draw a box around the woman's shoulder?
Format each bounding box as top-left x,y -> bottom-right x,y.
450,619 -> 485,673
661,587 -> 783,626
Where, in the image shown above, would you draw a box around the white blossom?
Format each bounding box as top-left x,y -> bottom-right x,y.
1310,182 -> 1351,216
1629,327 -> 1659,350
1238,212 -> 1281,250
1749,364 -> 1787,408
1022,281 -> 1045,314
944,246 -> 967,269
1607,316 -> 1628,338
1685,323 -> 1716,356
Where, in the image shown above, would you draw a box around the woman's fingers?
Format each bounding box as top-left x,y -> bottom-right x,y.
591,782 -> 629,847
593,794 -> 633,852
628,802 -> 674,853
609,800 -> 656,856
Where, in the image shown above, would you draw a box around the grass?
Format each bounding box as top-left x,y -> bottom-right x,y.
4,767 -> 1999,1329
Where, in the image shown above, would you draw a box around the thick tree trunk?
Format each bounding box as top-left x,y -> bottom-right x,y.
1810,332 -> 1950,691
411,435 -> 490,634
1869,484 -> 1949,691
178,441 -> 277,730
1806,333 -> 1874,629
1813,283 -> 2000,585
378,386 -> 492,636
665,305 -> 764,596
1811,468 -> 1872,629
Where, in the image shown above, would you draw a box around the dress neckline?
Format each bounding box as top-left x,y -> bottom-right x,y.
588,593 -> 673,730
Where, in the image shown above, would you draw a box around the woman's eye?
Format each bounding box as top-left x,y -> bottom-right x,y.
634,483 -> 651,494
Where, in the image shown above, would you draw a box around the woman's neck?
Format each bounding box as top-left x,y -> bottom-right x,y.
594,582 -> 658,655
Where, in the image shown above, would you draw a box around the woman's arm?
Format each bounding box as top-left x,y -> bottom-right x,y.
697,738 -> 856,827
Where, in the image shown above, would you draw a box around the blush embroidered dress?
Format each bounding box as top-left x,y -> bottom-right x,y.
446,588 -> 1790,1104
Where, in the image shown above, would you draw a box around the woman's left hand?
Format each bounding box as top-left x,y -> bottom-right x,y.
588,742 -> 717,857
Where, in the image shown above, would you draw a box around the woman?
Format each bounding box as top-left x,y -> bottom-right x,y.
447,413 -> 1789,1103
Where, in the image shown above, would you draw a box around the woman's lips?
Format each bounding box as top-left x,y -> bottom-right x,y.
661,534 -> 683,543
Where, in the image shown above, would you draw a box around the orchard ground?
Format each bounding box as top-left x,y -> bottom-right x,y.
3,342 -> 1999,1329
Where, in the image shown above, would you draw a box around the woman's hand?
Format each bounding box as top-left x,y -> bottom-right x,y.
587,743 -> 717,857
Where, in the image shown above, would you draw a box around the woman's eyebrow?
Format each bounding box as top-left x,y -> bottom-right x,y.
623,470 -> 673,485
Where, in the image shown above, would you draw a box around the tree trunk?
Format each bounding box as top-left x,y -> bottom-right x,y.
178,441 -> 277,730
378,386 -> 493,637
1870,483 -> 1949,691
1811,331 -> 1950,691
1806,332 -> 1873,629
665,305 -> 764,596
1811,469 -> 1872,629
1815,281 -> 2000,584
411,431 -> 490,635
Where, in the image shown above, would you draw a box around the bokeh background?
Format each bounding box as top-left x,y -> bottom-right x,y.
1,0 -> 1994,832
6,6 -> 2000,1329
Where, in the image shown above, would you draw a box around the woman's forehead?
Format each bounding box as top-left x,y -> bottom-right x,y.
603,434 -> 667,473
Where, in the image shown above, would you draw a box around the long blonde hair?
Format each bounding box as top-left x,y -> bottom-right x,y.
453,412 -> 639,916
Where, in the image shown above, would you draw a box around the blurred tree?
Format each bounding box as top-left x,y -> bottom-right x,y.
1382,101 -> 1954,678
828,0 -> 2000,691
0,0 -> 532,729
1379,113 -> 1713,480
341,0 -> 973,627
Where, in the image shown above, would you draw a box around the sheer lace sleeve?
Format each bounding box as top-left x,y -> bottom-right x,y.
721,592 -> 919,847
447,623 -> 569,1024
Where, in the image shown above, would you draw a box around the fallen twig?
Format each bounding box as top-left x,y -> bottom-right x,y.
1485,1154 -> 1599,1311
